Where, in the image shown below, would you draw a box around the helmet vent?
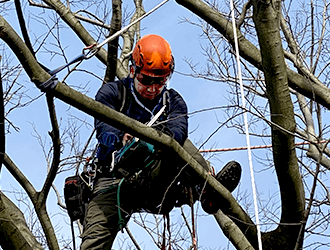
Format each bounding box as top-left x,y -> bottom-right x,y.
132,34 -> 174,77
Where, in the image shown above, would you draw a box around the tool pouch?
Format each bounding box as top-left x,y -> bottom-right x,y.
64,173 -> 91,223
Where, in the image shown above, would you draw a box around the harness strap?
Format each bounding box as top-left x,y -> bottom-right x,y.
70,219 -> 77,250
38,53 -> 88,92
118,80 -> 127,113
48,53 -> 87,75
37,76 -> 58,92
163,90 -> 170,114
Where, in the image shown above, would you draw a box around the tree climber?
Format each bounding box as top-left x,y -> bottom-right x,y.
80,34 -> 242,249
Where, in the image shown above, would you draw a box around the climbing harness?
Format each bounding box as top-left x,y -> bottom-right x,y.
229,0 -> 263,249
115,104 -> 167,230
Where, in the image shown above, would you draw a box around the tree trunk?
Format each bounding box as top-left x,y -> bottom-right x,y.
252,0 -> 305,249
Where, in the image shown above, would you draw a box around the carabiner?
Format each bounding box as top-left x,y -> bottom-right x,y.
83,44 -> 99,59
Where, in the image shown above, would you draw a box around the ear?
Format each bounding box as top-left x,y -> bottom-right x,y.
129,65 -> 135,78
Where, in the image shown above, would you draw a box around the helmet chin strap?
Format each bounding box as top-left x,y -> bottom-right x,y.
129,65 -> 135,77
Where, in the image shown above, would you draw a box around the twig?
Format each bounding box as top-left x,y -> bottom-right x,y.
125,226 -> 142,250
0,55 -> 4,171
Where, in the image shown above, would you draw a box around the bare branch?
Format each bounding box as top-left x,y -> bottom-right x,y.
214,209 -> 255,250
3,154 -> 60,250
39,94 -> 61,204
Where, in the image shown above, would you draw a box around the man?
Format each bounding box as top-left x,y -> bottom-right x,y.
80,34 -> 241,249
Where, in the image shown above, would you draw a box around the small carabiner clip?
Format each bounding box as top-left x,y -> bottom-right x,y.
83,44 -> 99,59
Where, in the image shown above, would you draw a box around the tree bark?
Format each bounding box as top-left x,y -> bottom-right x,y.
214,210 -> 255,250
0,192 -> 43,250
252,0 -> 305,248
104,0 -> 122,83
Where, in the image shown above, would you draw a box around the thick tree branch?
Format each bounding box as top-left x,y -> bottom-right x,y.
0,191 -> 43,250
14,0 -> 35,57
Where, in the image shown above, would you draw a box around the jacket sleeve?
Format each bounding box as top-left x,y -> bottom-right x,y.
94,82 -> 124,160
164,89 -> 188,145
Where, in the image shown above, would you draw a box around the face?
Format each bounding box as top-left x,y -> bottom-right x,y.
133,74 -> 166,100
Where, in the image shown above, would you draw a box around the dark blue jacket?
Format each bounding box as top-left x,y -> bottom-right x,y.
95,77 -> 188,161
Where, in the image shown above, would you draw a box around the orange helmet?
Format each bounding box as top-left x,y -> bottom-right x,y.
132,34 -> 174,78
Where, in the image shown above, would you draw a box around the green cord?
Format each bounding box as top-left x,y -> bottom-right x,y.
117,178 -> 126,232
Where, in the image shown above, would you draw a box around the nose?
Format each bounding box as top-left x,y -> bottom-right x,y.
147,84 -> 156,92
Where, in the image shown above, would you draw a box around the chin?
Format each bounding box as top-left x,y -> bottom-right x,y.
143,96 -> 155,100
142,94 -> 157,100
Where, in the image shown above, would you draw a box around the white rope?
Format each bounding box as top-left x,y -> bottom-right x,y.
85,0 -> 170,58
229,1 -> 263,249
